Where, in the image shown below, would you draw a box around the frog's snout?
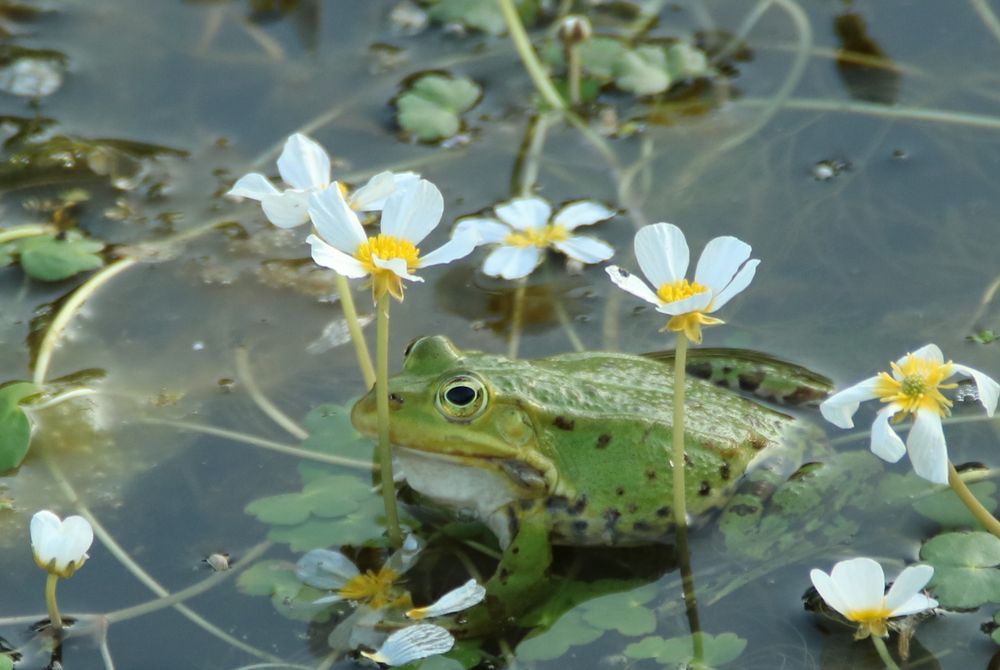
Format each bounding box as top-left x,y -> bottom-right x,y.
350,391 -> 377,435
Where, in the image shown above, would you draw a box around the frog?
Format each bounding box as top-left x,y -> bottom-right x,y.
349,335 -> 860,625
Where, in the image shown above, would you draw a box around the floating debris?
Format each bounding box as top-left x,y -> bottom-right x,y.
0,57 -> 62,97
812,159 -> 850,181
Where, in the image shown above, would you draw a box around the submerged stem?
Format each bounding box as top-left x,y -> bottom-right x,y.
870,635 -> 901,670
45,573 -> 63,631
0,223 -> 56,245
672,332 -> 689,528
376,293 -> 402,547
948,461 -> 1000,539
336,274 -> 376,388
496,0 -> 566,110
508,280 -> 527,359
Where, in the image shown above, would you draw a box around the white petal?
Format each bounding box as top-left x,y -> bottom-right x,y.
30,510 -> 62,561
951,363 -> 1000,416
870,405 -> 907,463
420,234 -> 477,268
552,201 -> 616,230
381,180 -> 443,245
227,173 -> 278,200
296,549 -> 360,590
605,266 -> 660,306
307,235 -> 369,278
884,565 -> 934,615
276,133 -> 330,190
654,290 -> 713,316
453,218 -> 511,244
708,259 -> 759,312
349,171 -> 420,212
56,516 -> 93,568
819,376 -> 881,429
495,197 -> 552,231
907,409 -> 949,484
830,557 -> 885,614
693,236 -> 752,294
308,185 -> 367,253
888,593 -> 938,617
482,245 -> 541,280
552,235 -> 614,263
373,255 -> 422,282
260,191 -> 311,228
362,624 -> 455,666
406,579 -> 486,619
634,223 -> 688,288
904,344 -> 944,366
810,569 -> 850,618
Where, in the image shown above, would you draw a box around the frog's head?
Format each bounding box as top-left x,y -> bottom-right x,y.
351,336 -> 558,518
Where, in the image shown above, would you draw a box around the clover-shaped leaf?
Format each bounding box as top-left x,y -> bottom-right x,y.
245,475 -> 367,525
580,584 -> 658,636
16,231 -> 104,281
614,46 -> 670,95
579,37 -> 629,80
921,531 -> 1000,608
0,381 -> 39,472
237,560 -> 329,622
913,481 -> 996,528
665,43 -> 711,80
515,609 -> 605,661
397,74 -> 481,142
266,495 -> 387,551
625,632 -> 747,667
425,0 -> 539,35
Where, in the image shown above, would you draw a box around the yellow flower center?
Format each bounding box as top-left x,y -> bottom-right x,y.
504,224 -> 569,248
354,234 -> 421,301
656,278 -> 709,303
874,354 -> 957,419
338,566 -> 401,609
846,606 -> 892,639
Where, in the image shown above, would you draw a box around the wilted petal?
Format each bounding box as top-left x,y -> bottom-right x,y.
907,409 -> 948,484
870,405 -> 906,463
361,624 -> 455,666
482,245 -> 541,280
884,565 -> 934,615
381,180 -> 443,245
308,186 -> 367,253
693,236 -> 751,294
830,557 -> 885,614
552,201 -> 616,230
420,234 -> 477,268
406,579 -> 486,619
635,223 -> 688,288
227,173 -> 278,200
552,235 -> 614,263
261,191 -> 311,228
709,259 -> 759,312
605,266 -> 660,306
653,290 -> 713,316
307,235 -> 368,278
819,376 -> 881,429
373,255 -> 421,282
277,133 -> 330,190
454,217 -> 510,244
296,549 -> 360,590
951,363 -> 1000,416
495,197 -> 551,231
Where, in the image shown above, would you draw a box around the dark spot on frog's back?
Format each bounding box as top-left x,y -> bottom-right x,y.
728,503 -> 759,516
633,521 -> 653,533
389,392 -> 403,408
596,433 -> 611,449
554,416 -> 575,431
698,481 -> 711,496
572,520 -> 588,532
645,469 -> 657,481
749,435 -> 768,450
656,505 -> 671,517
720,463 -> 731,480
615,486 -> 625,496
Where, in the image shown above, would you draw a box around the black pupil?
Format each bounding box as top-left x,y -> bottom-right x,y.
446,384 -> 477,406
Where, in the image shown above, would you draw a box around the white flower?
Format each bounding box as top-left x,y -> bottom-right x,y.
406,579 -> 486,619
30,510 -> 94,578
360,624 -> 455,666
454,196 -> 615,280
227,133 -> 418,228
297,536 -> 422,609
306,178 -> 477,300
605,223 -> 759,344
820,344 -> 999,484
809,557 -> 937,639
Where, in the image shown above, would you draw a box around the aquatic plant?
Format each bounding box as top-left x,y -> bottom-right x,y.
30,510 -> 93,631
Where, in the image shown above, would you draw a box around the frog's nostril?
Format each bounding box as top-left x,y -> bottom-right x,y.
389,392 -> 404,408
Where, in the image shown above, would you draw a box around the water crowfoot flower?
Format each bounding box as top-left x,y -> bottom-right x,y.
30,510 -> 94,631
605,222 -> 759,344
809,557 -> 937,640
820,344 -> 999,484
360,624 -> 455,666
454,196 -> 615,280
227,132 -> 417,228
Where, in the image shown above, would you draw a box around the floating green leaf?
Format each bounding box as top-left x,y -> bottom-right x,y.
0,655 -> 11,670
614,46 -> 670,95
913,481 -> 996,528
969,329 -> 998,344
237,560 -> 329,622
624,632 -> 747,667
515,609 -> 605,661
579,37 -> 629,79
921,531 -> 1000,608
580,584 -> 658,636
0,243 -> 14,267
665,43 -> 712,80
425,0 -> 539,35
397,74 -> 481,142
0,381 -> 39,472
245,475 -> 366,525
15,231 -> 103,281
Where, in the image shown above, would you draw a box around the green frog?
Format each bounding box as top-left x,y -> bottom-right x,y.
350,336 -> 855,622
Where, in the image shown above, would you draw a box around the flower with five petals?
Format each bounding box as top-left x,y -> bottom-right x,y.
605,223 -> 759,343
820,344 -> 999,484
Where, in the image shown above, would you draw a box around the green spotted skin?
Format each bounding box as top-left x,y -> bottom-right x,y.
351,336 -> 799,547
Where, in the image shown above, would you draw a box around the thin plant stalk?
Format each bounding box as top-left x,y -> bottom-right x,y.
0,223 -> 56,245
376,292 -> 402,547
672,332 -> 689,528
45,573 -> 63,631
948,462 -> 1000,539
496,0 -> 566,110
869,635 -> 901,670
335,274 -> 376,388
508,280 -> 527,359
674,523 -> 704,669
566,41 -> 581,104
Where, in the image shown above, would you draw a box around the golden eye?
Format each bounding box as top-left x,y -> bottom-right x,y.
435,374 -> 488,421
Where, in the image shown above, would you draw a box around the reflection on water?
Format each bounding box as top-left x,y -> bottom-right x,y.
0,0 -> 999,667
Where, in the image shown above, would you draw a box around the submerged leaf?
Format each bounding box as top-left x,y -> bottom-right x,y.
515,610 -> 604,661
624,632 -> 747,667
614,46 -> 670,95
397,74 -> 481,142
913,481 -> 996,528
237,560 -> 329,622
16,231 -> 104,281
0,381 -> 39,472
921,531 -> 1000,608
425,0 -> 539,35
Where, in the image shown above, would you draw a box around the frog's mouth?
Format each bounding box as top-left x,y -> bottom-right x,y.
393,447 -> 551,497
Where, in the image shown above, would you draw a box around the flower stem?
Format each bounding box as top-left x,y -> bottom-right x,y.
948,461 -> 1000,539
0,223 -> 56,245
672,332 -> 689,528
496,0 -> 566,110
870,635 -> 901,670
376,292 -> 402,547
45,573 -> 63,631
508,280 -> 527,359
566,42 -> 581,105
335,274 -> 376,389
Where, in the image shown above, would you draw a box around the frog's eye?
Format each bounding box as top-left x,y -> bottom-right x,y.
436,374 -> 488,421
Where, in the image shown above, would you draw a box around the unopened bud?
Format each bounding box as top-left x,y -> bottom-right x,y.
559,15 -> 592,44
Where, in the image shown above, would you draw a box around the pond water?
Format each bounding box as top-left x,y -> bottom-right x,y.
1,0 -> 1000,668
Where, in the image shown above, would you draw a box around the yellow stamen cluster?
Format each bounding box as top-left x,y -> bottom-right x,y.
846,606 -> 893,639
657,278 -> 708,303
874,354 -> 956,419
338,566 -> 404,609
355,234 -> 421,300
504,224 -> 569,249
